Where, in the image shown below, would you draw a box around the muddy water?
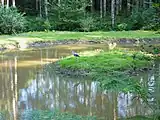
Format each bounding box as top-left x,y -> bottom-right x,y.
0,44 -> 159,120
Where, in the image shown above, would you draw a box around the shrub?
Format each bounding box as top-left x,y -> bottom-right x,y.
127,8 -> 144,30
43,20 -> 51,31
88,14 -> 112,31
79,16 -> 94,32
127,7 -> 160,30
0,6 -> 26,34
53,19 -> 80,31
25,17 -> 47,32
117,23 -> 128,31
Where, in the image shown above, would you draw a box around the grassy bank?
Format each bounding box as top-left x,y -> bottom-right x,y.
54,49 -> 153,95
0,31 -> 160,45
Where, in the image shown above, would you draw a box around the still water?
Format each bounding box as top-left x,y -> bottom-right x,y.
0,44 -> 159,120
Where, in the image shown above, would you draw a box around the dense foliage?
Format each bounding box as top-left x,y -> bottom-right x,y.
0,6 -> 26,34
0,0 -> 159,34
126,7 -> 160,30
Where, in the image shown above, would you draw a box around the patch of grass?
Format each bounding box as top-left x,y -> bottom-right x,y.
59,50 -> 152,72
57,50 -> 153,96
0,30 -> 160,45
20,31 -> 160,41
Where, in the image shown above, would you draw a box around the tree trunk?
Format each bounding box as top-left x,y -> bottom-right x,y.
143,0 -> 146,8
12,0 -> 15,7
39,0 -> 42,17
116,0 -> 119,15
6,0 -> 9,8
104,0 -> 107,16
100,0 -> 103,18
119,0 -> 122,11
36,0 -> 39,10
58,0 -> 61,19
149,0 -> 152,7
127,0 -> 131,15
44,0 -> 48,20
91,0 -> 95,13
136,0 -> 139,10
111,0 -> 115,28
1,0 -> 4,6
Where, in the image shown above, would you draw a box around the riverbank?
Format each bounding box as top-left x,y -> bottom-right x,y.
0,31 -> 160,50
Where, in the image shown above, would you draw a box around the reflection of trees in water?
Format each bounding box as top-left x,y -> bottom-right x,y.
0,47 -> 159,119
147,61 -> 160,115
18,65 -> 158,119
0,55 -> 18,120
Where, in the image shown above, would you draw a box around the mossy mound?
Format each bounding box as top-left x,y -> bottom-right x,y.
59,50 -> 152,73
52,49 -> 153,97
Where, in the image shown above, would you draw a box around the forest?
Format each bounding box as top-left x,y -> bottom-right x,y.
0,0 -> 160,120
0,0 -> 160,34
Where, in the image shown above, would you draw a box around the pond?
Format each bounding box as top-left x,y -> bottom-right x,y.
0,44 -> 159,120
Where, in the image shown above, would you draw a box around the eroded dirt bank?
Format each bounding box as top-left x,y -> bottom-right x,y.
0,38 -> 160,51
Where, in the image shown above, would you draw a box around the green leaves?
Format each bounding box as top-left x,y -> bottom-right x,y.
48,0 -> 90,31
0,6 -> 26,34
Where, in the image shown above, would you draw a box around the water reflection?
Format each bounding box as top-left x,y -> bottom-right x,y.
0,44 -> 159,120
18,68 -> 154,119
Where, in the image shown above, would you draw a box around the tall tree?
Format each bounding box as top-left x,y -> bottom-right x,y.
116,0 -> 119,15
12,0 -> 16,7
36,0 -> 39,10
143,0 -> 146,8
127,0 -> 131,15
149,0 -> 152,7
44,0 -> 48,20
119,0 -> 122,11
1,0 -> 4,6
111,0 -> 115,28
6,0 -> 9,8
136,0 -> 139,10
104,0 -> 107,16
100,0 -> 103,18
91,0 -> 95,13
58,0 -> 61,19
39,0 -> 42,17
